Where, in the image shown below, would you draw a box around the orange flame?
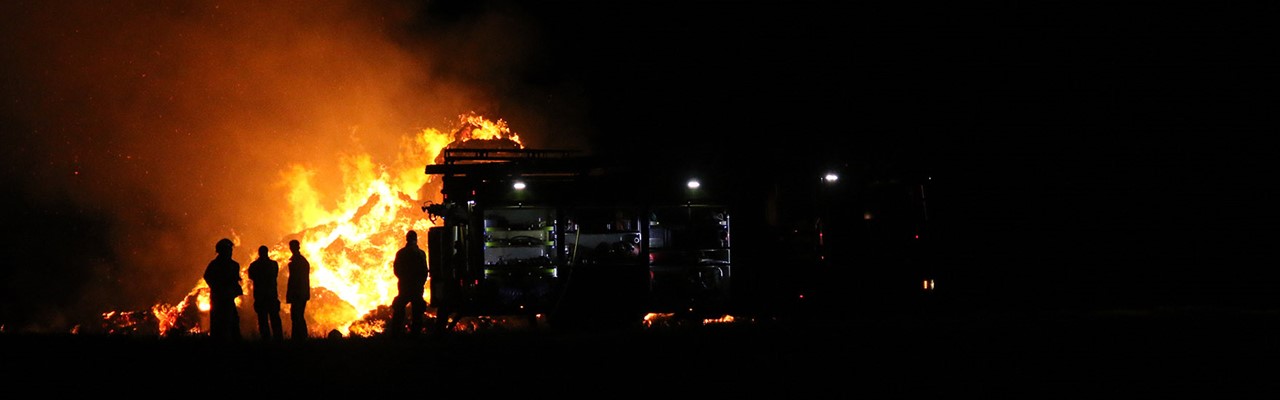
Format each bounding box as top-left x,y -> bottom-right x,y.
145,113 -> 521,337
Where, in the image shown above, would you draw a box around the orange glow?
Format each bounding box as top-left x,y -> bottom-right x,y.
140,114 -> 522,337
643,312 -> 741,327
643,313 -> 675,327
703,315 -> 735,324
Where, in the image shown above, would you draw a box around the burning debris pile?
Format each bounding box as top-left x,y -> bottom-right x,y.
100,288 -> 205,336
99,114 -> 524,338
345,305 -> 541,336
99,310 -> 160,336
347,304 -> 394,337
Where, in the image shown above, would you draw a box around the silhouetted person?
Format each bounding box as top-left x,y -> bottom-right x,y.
286,239 -> 311,340
248,245 -> 283,341
203,238 -> 242,341
390,230 -> 428,336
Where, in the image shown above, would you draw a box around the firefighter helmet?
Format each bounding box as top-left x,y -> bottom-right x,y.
215,238 -> 234,254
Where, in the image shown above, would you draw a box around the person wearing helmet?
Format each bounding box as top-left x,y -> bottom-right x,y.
203,238 -> 243,341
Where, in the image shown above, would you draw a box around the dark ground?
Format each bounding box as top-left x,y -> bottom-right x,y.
5,301 -> 1279,396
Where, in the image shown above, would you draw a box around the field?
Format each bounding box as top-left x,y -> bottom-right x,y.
5,304 -> 1278,397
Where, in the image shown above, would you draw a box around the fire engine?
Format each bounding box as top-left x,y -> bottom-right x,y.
422,147 -> 733,330
763,161 -> 939,320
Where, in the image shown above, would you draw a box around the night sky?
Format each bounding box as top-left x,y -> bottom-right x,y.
3,1 -> 1279,332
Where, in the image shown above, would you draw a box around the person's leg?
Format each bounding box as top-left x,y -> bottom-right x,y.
389,295 -> 407,336
409,297 -> 425,335
291,302 -> 307,340
269,310 -> 284,341
208,302 -> 223,338
256,310 -> 270,339
212,298 -> 234,339
228,304 -> 241,340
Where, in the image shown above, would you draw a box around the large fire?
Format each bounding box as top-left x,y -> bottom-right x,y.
104,114 -> 521,338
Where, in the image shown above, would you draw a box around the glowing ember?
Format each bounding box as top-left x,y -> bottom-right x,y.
643,312 -> 743,329
113,113 -> 522,337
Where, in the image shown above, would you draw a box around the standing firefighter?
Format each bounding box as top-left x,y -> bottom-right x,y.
203,238 -> 242,341
390,230 -> 428,336
286,239 -> 311,340
247,245 -> 283,341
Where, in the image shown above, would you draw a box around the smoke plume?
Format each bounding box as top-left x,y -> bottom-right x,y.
0,0 -> 583,332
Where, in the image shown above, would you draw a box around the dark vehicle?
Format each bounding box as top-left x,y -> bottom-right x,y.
422,148 -> 733,330
761,161 -> 938,320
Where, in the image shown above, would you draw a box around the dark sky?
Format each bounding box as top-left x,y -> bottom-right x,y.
454,1 -> 1280,303
3,0 -> 1279,331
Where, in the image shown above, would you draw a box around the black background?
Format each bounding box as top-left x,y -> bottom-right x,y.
474,1 -> 1280,308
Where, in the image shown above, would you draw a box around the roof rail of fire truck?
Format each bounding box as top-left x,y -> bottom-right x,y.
425,148 -> 593,176
439,148 -> 581,165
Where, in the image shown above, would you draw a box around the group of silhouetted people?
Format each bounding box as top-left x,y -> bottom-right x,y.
201,230 -> 427,341
202,238 -> 310,341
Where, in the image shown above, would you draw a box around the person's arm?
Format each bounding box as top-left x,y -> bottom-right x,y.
203,262 -> 215,286
392,252 -> 402,278
232,262 -> 244,295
